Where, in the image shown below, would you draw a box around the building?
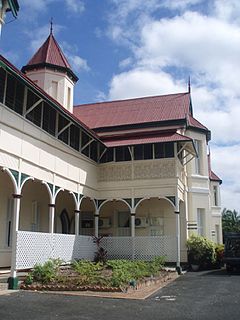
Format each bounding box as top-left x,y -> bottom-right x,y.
0,3 -> 222,287
0,0 -> 19,35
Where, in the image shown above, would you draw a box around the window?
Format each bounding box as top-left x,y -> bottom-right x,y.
116,146 -> 131,162
58,114 -> 69,144
70,124 -> 80,151
67,87 -> 71,110
155,142 -> 174,158
26,89 -> 43,127
118,212 -> 130,228
194,140 -> 201,174
5,73 -> 24,115
31,201 -> 39,232
81,131 -> 90,157
60,209 -> 70,234
213,185 -> 219,206
134,145 -> 143,160
143,144 -> 152,159
80,212 -> 94,236
90,141 -> 98,161
42,102 -> 56,136
100,148 -> 114,163
197,208 -> 205,236
51,81 -> 58,99
0,68 -> 6,103
134,144 -> 153,160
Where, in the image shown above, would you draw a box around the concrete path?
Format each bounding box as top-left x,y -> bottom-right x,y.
0,268 -> 240,320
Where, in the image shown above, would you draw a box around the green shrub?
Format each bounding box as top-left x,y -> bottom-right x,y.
107,257 -> 165,287
215,244 -> 224,267
27,258 -> 62,284
72,260 -> 103,276
72,260 -> 104,285
186,235 -> 216,267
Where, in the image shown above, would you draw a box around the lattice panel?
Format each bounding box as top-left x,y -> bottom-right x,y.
16,231 -> 96,269
101,236 -> 177,262
101,237 -> 134,260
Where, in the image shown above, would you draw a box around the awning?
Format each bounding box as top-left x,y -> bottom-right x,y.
103,132 -> 197,158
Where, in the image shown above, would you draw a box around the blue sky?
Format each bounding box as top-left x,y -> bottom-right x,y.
1,0 -> 240,212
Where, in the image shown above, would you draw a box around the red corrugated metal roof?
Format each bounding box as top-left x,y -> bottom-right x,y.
188,115 -> 208,130
73,93 -> 191,129
103,132 -> 192,148
25,33 -> 71,69
208,154 -> 222,184
210,170 -> 222,184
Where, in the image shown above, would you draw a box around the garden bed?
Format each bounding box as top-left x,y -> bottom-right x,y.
20,257 -> 176,294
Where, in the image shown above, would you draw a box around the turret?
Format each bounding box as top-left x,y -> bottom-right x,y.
22,27 -> 78,113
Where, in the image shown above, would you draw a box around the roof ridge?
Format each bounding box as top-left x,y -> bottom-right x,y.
74,91 -> 190,108
45,34 -> 52,65
51,33 -> 70,69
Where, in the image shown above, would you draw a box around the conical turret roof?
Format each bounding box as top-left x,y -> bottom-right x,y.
22,33 -> 78,82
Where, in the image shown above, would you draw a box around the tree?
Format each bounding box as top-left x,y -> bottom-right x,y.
222,208 -> 240,239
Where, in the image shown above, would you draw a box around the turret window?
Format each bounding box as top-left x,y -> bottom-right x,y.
67,87 -> 71,110
51,81 -> 58,99
213,185 -> 219,206
194,140 -> 202,174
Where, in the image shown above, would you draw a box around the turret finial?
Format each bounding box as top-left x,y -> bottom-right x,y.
188,76 -> 191,93
50,17 -> 53,35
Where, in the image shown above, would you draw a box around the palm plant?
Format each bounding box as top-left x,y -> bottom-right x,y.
222,208 -> 240,241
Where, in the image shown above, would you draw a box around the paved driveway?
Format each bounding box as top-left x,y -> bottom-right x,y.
0,269 -> 240,320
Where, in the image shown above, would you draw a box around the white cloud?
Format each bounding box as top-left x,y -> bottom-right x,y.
162,0 -> 204,10
61,41 -> 89,72
211,144 -> 240,212
139,12 -> 240,90
213,0 -> 240,24
119,57 -> 133,69
108,69 -> 186,100
25,24 -> 64,53
67,54 -> 89,72
65,0 -> 85,14
21,0 -> 55,11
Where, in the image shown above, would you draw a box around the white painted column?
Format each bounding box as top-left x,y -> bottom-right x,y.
176,211 -> 181,268
10,193 -> 22,280
94,210 -> 99,237
48,204 -> 55,234
175,194 -> 181,274
75,209 -> 80,236
131,211 -> 135,237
